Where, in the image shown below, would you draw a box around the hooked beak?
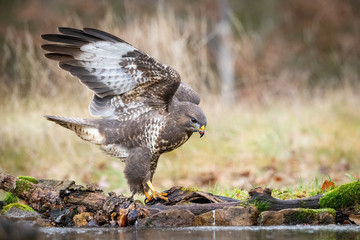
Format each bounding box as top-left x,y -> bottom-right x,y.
191,124 -> 206,138
198,125 -> 206,138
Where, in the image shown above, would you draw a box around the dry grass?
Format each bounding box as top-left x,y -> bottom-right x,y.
157,91 -> 360,190
1,2 -> 359,198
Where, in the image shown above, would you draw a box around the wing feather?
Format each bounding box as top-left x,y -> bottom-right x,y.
41,34 -> 88,46
58,27 -> 103,42
83,28 -> 124,43
174,82 -> 200,105
41,27 -> 182,119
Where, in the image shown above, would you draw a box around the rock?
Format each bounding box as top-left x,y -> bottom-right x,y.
3,206 -> 40,220
93,210 -> 109,225
259,211 -> 284,225
193,210 -> 216,226
87,219 -> 99,227
260,208 -> 336,225
73,212 -> 93,226
145,209 -> 195,227
2,206 -> 51,227
0,217 -> 39,240
127,209 -> 139,225
35,218 -> 53,227
194,206 -> 258,226
49,208 -> 74,226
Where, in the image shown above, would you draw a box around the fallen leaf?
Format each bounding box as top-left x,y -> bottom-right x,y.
349,214 -> 360,225
274,176 -> 283,182
117,208 -> 128,227
321,180 -> 335,191
239,171 -> 250,177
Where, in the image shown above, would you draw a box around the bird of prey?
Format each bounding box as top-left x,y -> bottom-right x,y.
41,27 -> 207,202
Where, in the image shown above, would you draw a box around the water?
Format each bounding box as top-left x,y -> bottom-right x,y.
212,210 -> 216,226
37,225 -> 360,240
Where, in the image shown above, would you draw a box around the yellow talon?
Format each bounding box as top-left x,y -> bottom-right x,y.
144,181 -> 169,202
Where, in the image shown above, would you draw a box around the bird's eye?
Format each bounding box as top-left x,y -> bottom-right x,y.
191,117 -> 197,123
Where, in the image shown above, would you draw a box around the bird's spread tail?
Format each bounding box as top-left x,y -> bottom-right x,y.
44,115 -> 105,145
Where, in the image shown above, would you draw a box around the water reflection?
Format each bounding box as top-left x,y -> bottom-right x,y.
38,225 -> 360,240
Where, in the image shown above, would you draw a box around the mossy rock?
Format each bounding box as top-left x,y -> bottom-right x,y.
319,181 -> 360,209
260,208 -> 336,225
284,208 -> 335,225
2,203 -> 36,214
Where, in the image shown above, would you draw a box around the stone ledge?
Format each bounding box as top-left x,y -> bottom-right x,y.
259,208 -> 336,226
194,206 -> 258,226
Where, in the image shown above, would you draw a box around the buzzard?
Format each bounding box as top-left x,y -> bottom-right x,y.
41,27 -> 207,202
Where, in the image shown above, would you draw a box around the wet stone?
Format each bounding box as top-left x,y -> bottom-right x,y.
145,209 -> 195,227
2,206 -> 51,227
260,208 -> 336,226
194,206 -> 258,226
49,208 -> 74,226
3,206 -> 41,220
0,217 -> 39,240
87,219 -> 99,227
93,210 -> 109,225
127,209 -> 139,226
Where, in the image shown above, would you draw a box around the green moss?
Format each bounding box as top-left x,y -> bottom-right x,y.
238,201 -> 252,208
321,208 -> 336,217
284,208 -> 335,224
17,176 -> 38,184
2,203 -> 36,213
180,187 -> 198,193
253,199 -> 270,212
1,176 -> 38,206
299,208 -> 335,217
4,193 -> 18,204
319,181 -> 360,209
14,179 -> 31,195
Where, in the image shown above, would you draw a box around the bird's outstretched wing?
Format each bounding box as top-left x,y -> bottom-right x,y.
41,27 -> 181,119
174,82 -> 200,105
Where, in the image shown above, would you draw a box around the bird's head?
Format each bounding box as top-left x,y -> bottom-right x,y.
189,116 -> 206,137
176,102 -> 207,138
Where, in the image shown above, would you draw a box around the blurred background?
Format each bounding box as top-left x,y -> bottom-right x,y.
0,0 -> 359,196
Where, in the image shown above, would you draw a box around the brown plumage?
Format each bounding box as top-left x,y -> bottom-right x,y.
41,27 -> 207,201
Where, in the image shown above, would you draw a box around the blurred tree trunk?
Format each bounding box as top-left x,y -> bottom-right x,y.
216,0 -> 235,104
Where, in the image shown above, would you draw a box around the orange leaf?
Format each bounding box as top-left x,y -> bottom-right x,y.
321,180 -> 335,191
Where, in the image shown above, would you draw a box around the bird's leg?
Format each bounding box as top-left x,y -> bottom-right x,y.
144,180 -> 168,203
127,193 -> 135,202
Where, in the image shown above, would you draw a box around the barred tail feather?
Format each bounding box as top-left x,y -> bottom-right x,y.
44,115 -> 105,145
